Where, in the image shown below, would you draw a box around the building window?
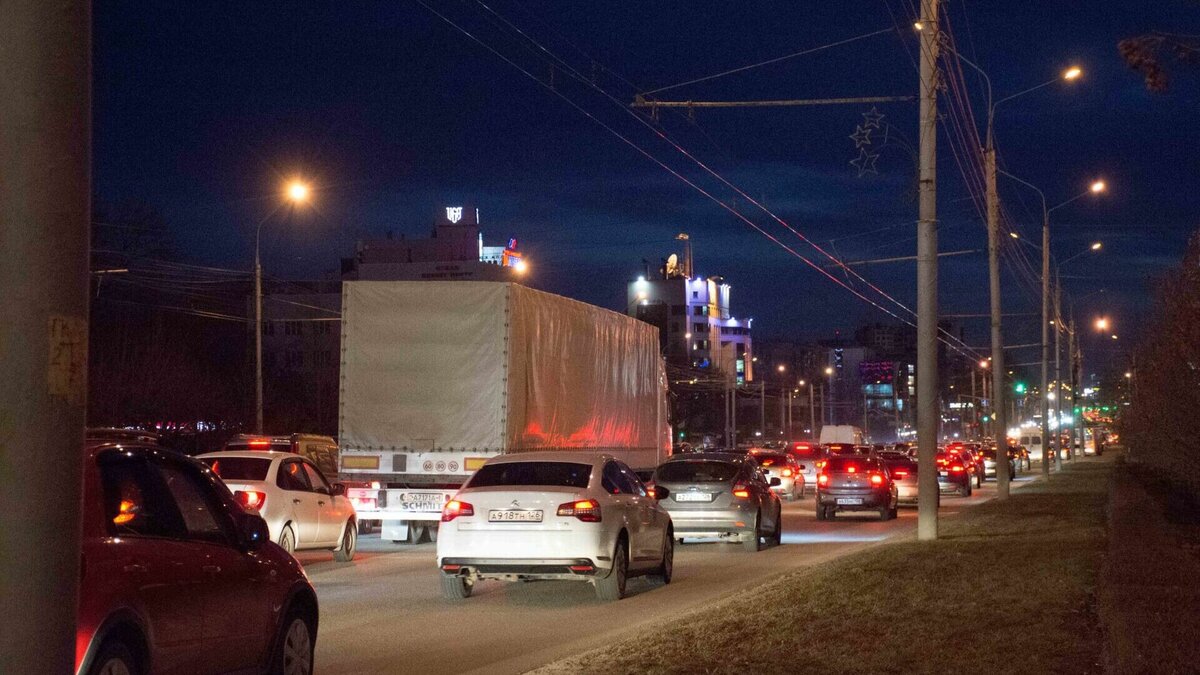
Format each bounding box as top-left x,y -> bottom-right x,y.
693,322 -> 706,333
692,291 -> 699,299
693,306 -> 705,316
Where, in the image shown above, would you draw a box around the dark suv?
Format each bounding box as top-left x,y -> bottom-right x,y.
652,453 -> 783,552
815,455 -> 899,521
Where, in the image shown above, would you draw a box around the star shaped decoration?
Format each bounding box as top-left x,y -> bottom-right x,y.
850,148 -> 880,177
862,107 -> 885,129
849,125 -> 873,148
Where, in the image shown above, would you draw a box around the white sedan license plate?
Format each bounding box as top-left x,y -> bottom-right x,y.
488,509 -> 543,522
675,492 -> 713,502
836,498 -> 863,505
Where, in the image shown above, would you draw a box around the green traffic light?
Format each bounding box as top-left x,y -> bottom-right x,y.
1014,382 -> 1027,394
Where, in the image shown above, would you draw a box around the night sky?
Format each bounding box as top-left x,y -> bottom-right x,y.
94,1 -> 1200,377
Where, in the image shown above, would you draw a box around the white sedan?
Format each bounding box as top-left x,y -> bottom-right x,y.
198,450 -> 358,561
436,452 -> 674,601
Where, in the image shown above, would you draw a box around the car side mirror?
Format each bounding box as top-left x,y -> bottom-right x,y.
238,513 -> 270,550
769,477 -> 782,487
651,485 -> 669,500
331,483 -> 346,496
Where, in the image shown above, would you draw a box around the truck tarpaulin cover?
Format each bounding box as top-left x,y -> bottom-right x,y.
340,281 -> 666,460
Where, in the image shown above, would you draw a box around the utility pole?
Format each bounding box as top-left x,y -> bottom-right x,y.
780,385 -> 787,439
985,134 -> 1010,497
1054,277 -> 1064,467
809,382 -> 816,440
760,380 -> 766,438
1040,209 -> 1052,476
0,2 -> 90,671
970,367 -> 978,437
1070,315 -> 1081,456
916,0 -> 941,541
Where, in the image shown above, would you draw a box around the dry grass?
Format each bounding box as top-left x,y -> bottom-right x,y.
535,461 -> 1112,675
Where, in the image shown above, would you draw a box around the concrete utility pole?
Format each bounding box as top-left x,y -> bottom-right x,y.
808,382 -> 816,440
1040,212 -> 1053,476
985,126 -> 1011,497
1070,315 -> 1081,456
760,380 -> 766,438
916,0 -> 941,541
0,2 -> 91,671
1054,277 -> 1064,467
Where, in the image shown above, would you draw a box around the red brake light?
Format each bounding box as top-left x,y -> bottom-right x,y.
847,465 -> 857,473
557,499 -> 601,522
248,439 -> 271,449
817,473 -> 830,487
893,469 -> 909,478
235,490 -> 266,510
949,463 -> 966,473
731,484 -> 751,499
816,460 -> 827,469
442,499 -> 474,522
869,473 -> 884,486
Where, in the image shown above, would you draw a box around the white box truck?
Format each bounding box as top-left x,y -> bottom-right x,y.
337,281 -> 671,543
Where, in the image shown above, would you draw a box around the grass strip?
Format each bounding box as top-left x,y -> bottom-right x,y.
537,460 -> 1112,675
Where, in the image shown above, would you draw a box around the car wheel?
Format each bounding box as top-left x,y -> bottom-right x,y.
888,503 -> 899,520
278,524 -> 296,555
815,504 -> 826,521
270,608 -> 314,675
878,504 -> 889,521
333,520 -> 356,562
771,509 -> 783,546
88,638 -> 140,675
742,512 -> 761,552
595,539 -> 628,601
656,530 -> 674,584
356,520 -> 375,535
440,573 -> 474,600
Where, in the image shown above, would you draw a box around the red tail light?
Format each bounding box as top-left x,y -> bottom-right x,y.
441,499 -> 474,522
731,484 -> 751,499
781,468 -> 794,477
892,469 -> 909,478
949,463 -> 966,473
557,499 -> 602,522
235,490 -> 266,510
869,473 -> 884,486
248,439 -> 271,449
816,460 -> 827,469
817,473 -> 830,487
645,483 -> 657,499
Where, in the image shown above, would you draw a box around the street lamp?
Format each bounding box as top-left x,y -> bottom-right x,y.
824,366 -> 834,376
1095,317 -> 1109,332
1059,241 -> 1104,267
938,49 -> 1083,496
255,179 -> 312,434
777,364 -> 786,373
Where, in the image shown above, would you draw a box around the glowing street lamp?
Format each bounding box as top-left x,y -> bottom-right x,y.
514,259 -> 529,274
1063,66 -> 1083,81
824,367 -> 834,376
1095,317 -> 1109,332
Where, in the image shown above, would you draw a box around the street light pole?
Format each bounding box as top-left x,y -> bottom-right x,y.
915,0 -> 941,541
1054,276 -> 1064,467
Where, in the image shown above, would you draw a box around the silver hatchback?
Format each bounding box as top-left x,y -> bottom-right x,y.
651,453 -> 783,552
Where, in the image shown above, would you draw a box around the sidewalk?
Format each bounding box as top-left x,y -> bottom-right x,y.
1099,459 -> 1200,673
533,458 -> 1113,674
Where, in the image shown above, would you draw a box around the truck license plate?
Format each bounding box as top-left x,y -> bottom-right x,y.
488,509 -> 543,522
836,498 -> 863,505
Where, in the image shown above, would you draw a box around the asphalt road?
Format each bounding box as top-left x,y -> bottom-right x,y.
298,471 -> 1040,674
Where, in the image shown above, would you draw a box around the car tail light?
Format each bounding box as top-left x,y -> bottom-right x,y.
235,490 -> 266,510
893,469 -> 909,478
351,497 -> 377,510
645,482 -> 657,498
248,439 -> 271,449
441,499 -> 474,522
869,473 -> 884,486
817,473 -> 830,487
781,468 -> 794,477
815,460 -> 827,469
557,499 -> 602,522
847,465 -> 857,473
949,463 -> 966,473
731,484 -> 751,499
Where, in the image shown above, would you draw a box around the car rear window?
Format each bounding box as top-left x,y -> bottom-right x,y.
825,457 -> 876,472
468,461 -> 592,489
656,460 -> 739,483
200,457 -> 271,481
752,453 -> 789,467
885,459 -> 917,472
789,445 -> 821,459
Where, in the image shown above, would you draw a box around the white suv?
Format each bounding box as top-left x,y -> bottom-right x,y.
436,452 -> 674,601
198,450 -> 358,561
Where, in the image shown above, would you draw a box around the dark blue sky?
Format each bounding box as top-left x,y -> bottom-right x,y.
94,1 -> 1200,376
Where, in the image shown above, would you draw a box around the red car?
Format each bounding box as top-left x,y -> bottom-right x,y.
76,441 -> 319,675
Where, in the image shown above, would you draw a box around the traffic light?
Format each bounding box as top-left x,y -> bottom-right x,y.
1014,382 -> 1027,395
981,414 -> 991,422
